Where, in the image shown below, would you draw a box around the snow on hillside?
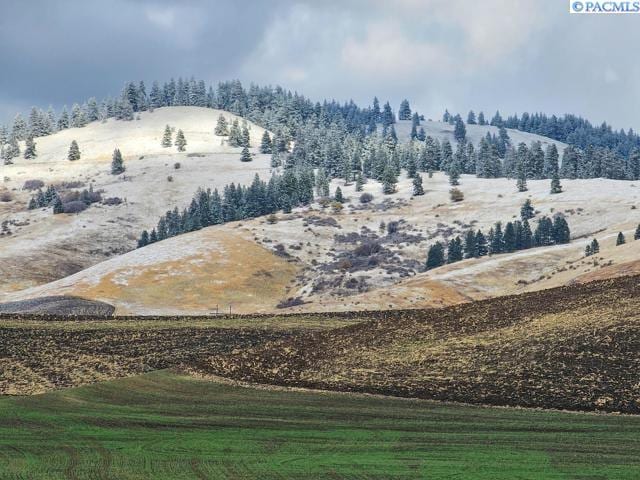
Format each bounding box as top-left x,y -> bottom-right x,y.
394,120 -> 568,154
0,107 -> 272,292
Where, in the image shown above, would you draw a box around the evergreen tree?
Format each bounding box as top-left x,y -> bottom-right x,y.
382,164 -> 397,194
475,230 -> 489,256
503,222 -> 516,252
111,148 -> 125,174
463,230 -> 477,258
616,231 -> 626,245
138,230 -> 150,248
447,236 -> 464,263
398,99 -> 411,120
175,129 -> 187,151
448,160 -> 460,186
241,124 -> 251,147
23,136 -> 37,159
68,140 -> 80,161
467,110 -> 476,125
260,130 -> 272,154
585,244 -> 592,257
355,173 -> 364,192
591,238 -> 600,254
161,125 -> 172,147
334,186 -> 344,203
520,199 -> 535,221
453,116 -> 466,143
382,102 -> 395,127
477,111 -> 486,125
412,174 -> 424,196
240,145 -> 252,162
214,114 -> 229,136
516,160 -> 528,192
634,224 -> 640,240
550,171 -> 562,194
552,215 -> 571,244
543,144 -> 559,178
53,195 -> 64,214
489,222 -> 504,254
406,155 -> 417,179
58,106 -> 70,130
426,242 -> 446,270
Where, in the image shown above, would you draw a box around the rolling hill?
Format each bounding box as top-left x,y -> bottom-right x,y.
198,274 -> 640,413
2,106 -> 639,315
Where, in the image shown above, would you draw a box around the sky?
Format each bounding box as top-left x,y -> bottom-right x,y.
0,0 -> 638,130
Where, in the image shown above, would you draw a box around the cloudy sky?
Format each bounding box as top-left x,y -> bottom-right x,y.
0,0 -> 638,129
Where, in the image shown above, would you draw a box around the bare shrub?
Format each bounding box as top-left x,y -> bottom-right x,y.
23,179 -> 45,191
102,197 -> 123,206
0,191 -> 13,202
450,188 -> 464,202
359,192 -> 374,204
62,201 -> 88,214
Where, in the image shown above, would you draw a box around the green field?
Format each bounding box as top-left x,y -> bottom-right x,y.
1,371 -> 639,479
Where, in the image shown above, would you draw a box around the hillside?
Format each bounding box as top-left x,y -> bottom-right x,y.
5,169 -> 640,314
199,274 -> 640,413
0,107 -> 272,293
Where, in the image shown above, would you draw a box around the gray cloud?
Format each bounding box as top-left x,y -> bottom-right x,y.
0,0 -> 638,130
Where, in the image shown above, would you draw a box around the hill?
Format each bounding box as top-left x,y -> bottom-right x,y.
5,170 -> 640,315
0,107 -> 272,293
198,274 -> 640,413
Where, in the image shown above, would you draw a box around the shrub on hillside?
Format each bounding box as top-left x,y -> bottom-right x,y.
0,191 -> 13,202
62,201 -> 88,214
102,197 -> 123,206
450,188 -> 464,202
359,192 -> 374,204
23,179 -> 45,191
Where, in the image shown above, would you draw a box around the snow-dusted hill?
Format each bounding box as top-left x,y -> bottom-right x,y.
394,119 -> 568,155
0,106 -> 636,314
0,107 -> 272,292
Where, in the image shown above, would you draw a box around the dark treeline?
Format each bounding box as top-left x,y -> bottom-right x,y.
137,170 -> 315,248
425,201 -> 571,270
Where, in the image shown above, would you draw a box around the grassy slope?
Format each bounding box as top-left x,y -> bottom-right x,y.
1,370 -> 639,480
202,274 -> 640,413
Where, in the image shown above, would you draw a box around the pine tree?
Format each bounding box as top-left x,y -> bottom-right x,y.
241,124 -> 251,147
426,242 -> 445,270
552,215 -> 571,244
381,164 -> 397,194
240,145 -> 252,162
516,160 -> 528,192
467,110 -> 476,125
475,230 -> 489,256
214,114 -> 229,136
520,199 -> 535,221
477,111 -> 486,125
406,155 -> 417,178
175,129 -> 187,151
448,161 -> 460,186
550,171 -> 563,194
334,186 -> 344,203
111,148 -> 125,175
447,237 -> 463,263
412,174 -> 424,196
453,116 -> 466,143
138,230 -> 150,248
53,195 -> 64,214
585,244 -> 592,257
398,99 -> 411,120
23,136 -> 37,159
68,140 -> 80,161
591,238 -> 600,254
463,230 -> 477,258
616,232 -> 626,246
489,222 -> 504,254
260,130 -> 272,154
503,222 -> 516,252
634,224 -> 640,240
355,173 -> 364,192
161,125 -> 172,147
